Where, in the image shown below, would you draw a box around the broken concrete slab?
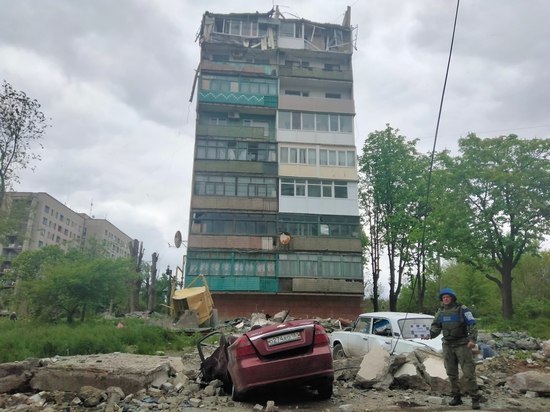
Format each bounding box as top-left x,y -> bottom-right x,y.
355,345 -> 393,389
30,353 -> 181,395
419,351 -> 449,392
507,371 -> 550,395
0,359 -> 40,393
394,361 -> 430,390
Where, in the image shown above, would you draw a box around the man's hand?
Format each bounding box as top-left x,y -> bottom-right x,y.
421,335 -> 430,340
467,340 -> 476,349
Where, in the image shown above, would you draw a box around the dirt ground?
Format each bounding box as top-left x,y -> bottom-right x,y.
176,347 -> 550,412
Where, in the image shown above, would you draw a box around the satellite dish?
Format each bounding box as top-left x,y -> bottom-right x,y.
174,230 -> 183,248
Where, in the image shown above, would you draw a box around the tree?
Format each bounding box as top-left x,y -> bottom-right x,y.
12,248 -> 133,322
0,81 -> 48,205
358,125 -> 429,311
439,134 -> 550,319
128,239 -> 144,311
148,252 -> 159,312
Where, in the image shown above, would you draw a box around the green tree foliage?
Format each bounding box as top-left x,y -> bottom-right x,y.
512,251 -> 550,319
358,125 -> 430,311
436,134 -> 550,319
0,81 -> 48,205
11,247 -> 134,322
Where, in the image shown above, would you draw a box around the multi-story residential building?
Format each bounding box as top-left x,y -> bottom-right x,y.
0,192 -> 133,275
185,7 -> 363,319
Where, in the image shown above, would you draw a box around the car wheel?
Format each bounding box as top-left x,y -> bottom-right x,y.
332,343 -> 346,360
316,380 -> 333,400
231,383 -> 244,402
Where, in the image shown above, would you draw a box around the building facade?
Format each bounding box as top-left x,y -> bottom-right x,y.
186,8 -> 363,319
0,192 -> 133,276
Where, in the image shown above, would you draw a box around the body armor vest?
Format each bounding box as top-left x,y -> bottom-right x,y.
439,304 -> 468,342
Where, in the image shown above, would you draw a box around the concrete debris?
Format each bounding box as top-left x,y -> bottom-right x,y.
355,345 -> 392,389
507,371 -> 550,395
0,315 -> 549,411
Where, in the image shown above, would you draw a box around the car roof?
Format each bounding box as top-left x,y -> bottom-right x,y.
357,312 -> 434,320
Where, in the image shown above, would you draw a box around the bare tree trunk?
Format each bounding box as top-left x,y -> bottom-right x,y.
148,252 -> 158,312
128,240 -> 144,312
369,210 -> 381,312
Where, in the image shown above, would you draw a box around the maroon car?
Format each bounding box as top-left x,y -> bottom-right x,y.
228,319 -> 334,400
199,319 -> 334,401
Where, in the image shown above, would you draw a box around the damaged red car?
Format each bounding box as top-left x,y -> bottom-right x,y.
198,319 -> 334,401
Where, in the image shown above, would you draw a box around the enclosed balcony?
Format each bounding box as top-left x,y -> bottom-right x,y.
199,74 -> 278,108
200,60 -> 277,77
278,65 -> 352,81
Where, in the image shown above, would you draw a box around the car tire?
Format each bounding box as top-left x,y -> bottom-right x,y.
316,380 -> 333,400
231,383 -> 244,402
332,343 -> 346,360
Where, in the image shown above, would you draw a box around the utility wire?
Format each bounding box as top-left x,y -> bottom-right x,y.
402,0 -> 461,325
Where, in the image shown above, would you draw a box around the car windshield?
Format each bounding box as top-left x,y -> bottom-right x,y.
398,317 -> 433,339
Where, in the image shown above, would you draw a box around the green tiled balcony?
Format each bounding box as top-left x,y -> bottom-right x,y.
199,90 -> 278,108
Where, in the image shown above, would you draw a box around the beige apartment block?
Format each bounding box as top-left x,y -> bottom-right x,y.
0,192 -> 133,275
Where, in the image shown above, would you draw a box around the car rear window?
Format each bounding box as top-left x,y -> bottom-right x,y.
398,318 -> 433,339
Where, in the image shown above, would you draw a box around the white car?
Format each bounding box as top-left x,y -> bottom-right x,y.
330,311 -> 442,359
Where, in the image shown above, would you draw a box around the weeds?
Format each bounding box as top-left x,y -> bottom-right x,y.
0,317 -> 200,363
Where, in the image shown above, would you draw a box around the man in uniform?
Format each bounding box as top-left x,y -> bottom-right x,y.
425,288 -> 481,410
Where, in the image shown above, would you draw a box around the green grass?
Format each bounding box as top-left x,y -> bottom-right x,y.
477,315 -> 550,340
0,317 -> 201,363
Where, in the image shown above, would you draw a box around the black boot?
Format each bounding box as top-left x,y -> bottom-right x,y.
472,396 -> 481,410
449,395 -> 463,406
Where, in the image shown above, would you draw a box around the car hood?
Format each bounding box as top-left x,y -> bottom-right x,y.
406,334 -> 443,353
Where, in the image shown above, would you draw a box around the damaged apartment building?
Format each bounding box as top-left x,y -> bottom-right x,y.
185,7 -> 363,319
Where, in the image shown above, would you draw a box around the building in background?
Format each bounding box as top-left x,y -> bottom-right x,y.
0,192 -> 133,276
185,7 -> 363,319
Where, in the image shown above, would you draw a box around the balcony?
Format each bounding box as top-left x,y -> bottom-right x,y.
198,90 -> 278,108
189,275 -> 279,292
278,94 -> 354,114
201,60 -> 277,77
196,124 -> 275,140
279,66 -> 352,81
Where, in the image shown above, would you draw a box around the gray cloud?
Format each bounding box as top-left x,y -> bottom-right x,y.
1,0 -> 548,269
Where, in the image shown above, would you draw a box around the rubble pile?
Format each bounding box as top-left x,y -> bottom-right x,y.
0,315 -> 549,411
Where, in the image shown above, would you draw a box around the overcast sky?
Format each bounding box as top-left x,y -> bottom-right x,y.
1,0 -> 549,274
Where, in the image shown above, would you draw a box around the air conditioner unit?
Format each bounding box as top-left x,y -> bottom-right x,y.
228,111 -> 240,119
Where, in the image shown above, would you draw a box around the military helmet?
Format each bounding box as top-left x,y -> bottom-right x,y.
439,287 -> 457,301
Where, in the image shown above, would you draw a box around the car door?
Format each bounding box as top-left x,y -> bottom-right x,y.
346,316 -> 372,357
369,317 -> 396,353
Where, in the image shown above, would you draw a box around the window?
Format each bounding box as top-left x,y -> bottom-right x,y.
281,179 -> 294,196
278,112 -> 291,129
278,111 -> 353,133
278,251 -> 362,277
291,112 -> 301,130
42,217 -> 48,225
322,180 -> 333,197
325,93 -> 341,99
308,181 -> 321,197
316,114 -> 329,131
340,115 -> 353,133
302,113 -> 315,130
280,22 -> 302,38
324,63 -> 341,72
44,205 -> 50,213
353,317 -> 372,333
285,90 -> 309,96
373,318 -> 393,337
334,182 -> 348,198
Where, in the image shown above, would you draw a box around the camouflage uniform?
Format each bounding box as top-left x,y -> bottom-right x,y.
430,289 -> 479,407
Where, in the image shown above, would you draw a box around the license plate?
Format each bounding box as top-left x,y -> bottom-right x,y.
267,331 -> 301,346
